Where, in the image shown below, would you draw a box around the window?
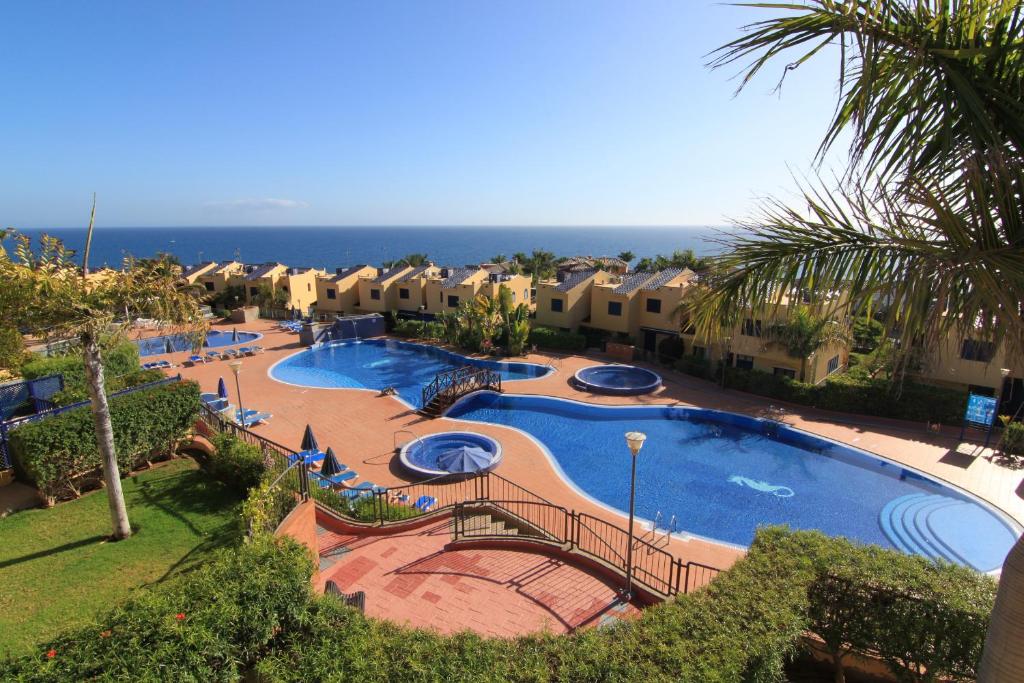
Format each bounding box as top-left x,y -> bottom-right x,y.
550,298 -> 564,313
204,281 -> 215,292
961,339 -> 996,362
307,283 -> 311,292
249,286 -> 258,297
447,295 -> 459,308
511,291 -> 516,302
281,286 -> 288,293
370,288 -> 381,301
608,301 -> 622,316
735,354 -> 754,370
741,318 -> 762,337
646,298 -> 661,314
692,345 -> 705,359
826,355 -> 840,375
325,288 -> 336,300
773,367 -> 796,380
523,289 -> 529,302
399,288 -> 410,300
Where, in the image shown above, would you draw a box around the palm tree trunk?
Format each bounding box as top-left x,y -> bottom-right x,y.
979,535 -> 1024,681
82,331 -> 132,540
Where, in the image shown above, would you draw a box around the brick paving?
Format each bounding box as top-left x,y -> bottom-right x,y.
138,318 -> 1024,633
317,519 -> 638,636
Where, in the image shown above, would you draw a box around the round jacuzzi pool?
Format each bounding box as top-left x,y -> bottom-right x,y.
573,364 -> 662,395
399,432 -> 503,478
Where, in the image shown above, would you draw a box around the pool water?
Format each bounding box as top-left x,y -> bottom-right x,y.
269,339 -> 551,408
447,393 -> 1019,572
137,330 -> 261,357
574,364 -> 662,395
401,432 -> 502,477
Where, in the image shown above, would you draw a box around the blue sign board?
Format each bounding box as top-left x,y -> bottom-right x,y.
965,393 -> 998,427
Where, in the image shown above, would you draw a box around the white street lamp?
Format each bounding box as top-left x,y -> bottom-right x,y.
228,360 -> 245,427
623,431 -> 647,600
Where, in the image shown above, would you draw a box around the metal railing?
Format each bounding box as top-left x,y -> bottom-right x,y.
420,365 -> 502,413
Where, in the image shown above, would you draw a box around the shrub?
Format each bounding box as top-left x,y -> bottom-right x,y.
528,326 -> 586,351
577,325 -> 611,349
21,340 -> 148,406
852,317 -> 885,353
206,433 -> 266,495
393,319 -> 425,338
0,327 -> 27,371
999,420 -> 1024,457
10,381 -> 200,503
421,321 -> 445,341
675,355 -> 716,380
0,537 -> 314,682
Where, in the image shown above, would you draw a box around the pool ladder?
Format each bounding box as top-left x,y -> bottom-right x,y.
637,512 -> 677,551
393,429 -> 426,454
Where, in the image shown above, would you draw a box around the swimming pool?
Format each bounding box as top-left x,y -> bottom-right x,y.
400,431 -> 503,478
573,364 -> 662,395
269,339 -> 552,407
137,330 -> 262,357
446,392 -> 1019,572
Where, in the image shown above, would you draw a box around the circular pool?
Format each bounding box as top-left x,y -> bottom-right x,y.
573,364 -> 662,395
399,432 -> 503,478
137,329 -> 262,357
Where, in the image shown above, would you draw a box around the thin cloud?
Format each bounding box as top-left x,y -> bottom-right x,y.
203,198 -> 309,211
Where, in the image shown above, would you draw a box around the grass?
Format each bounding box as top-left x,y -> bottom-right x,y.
0,458 -> 241,656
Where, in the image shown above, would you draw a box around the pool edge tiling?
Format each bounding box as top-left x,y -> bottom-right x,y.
445,392 -> 1022,573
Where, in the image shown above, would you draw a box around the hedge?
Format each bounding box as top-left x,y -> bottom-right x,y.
10,380 -> 201,503
0,528 -> 994,682
673,360 -> 968,424
999,420 -> 1024,457
20,340 -> 153,406
205,432 -> 267,496
0,327 -> 27,371
528,326 -> 586,352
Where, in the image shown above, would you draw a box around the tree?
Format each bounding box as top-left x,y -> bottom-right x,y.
490,254 -> 507,264
617,250 -> 635,263
253,283 -> 288,317
1,228 -> 204,539
765,307 -> 849,382
399,253 -> 429,267
696,3 -> 1024,680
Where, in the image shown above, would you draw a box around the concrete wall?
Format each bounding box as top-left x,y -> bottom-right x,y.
916,334 -> 1021,393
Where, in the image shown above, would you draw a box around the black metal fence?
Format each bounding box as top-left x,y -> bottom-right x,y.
420,365 -> 502,412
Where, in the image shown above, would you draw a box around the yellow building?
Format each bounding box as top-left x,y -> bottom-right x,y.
356,266 -> 413,313
393,264 -> 442,315
480,272 -> 534,310
315,265 -> 377,320
424,268 -> 489,315
915,333 -> 1023,404
237,263 -> 323,316
182,261 -> 218,284
587,268 -> 695,350
534,270 -> 614,332
194,261 -> 245,298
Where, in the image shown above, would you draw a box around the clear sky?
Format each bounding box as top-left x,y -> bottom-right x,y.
1,1 -> 845,228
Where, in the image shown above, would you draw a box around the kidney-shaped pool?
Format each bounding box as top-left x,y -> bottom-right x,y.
447,392 -> 1020,572
269,339 -> 552,408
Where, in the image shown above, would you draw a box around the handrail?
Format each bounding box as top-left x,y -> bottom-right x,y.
392,429 -> 424,452
420,365 -> 502,412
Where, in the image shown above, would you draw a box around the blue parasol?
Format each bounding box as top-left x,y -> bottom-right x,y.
436,445 -> 493,474
319,447 -> 343,478
300,424 -> 319,453
217,377 -> 228,399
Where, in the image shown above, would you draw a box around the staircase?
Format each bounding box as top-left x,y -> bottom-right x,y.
879,492 -> 1014,571
419,366 -> 502,417
453,504 -> 563,544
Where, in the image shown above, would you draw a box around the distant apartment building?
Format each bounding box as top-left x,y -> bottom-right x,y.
587,268 -> 694,350
195,261 -> 246,299
356,266 -> 413,313
314,265 -> 377,320
393,264 -> 442,315
424,267 -> 489,315
534,270 -> 615,332
480,272 -> 534,310
236,262 -> 323,315
182,261 -> 218,284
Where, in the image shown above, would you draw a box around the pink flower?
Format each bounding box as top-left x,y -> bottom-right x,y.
175,613 -> 185,621
46,649 -> 56,659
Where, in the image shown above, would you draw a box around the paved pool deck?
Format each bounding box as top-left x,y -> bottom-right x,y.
142,319 -> 1022,633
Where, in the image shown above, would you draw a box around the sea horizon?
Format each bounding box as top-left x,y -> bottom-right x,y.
13,225 -> 731,271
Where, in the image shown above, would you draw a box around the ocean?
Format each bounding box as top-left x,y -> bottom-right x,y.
11,226 -> 727,270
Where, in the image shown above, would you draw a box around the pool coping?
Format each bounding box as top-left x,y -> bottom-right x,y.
442,390 -> 1022,572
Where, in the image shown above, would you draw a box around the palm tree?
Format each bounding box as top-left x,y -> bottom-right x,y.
765,307 -> 849,382
399,253 -> 429,267
698,3 -> 1024,679
617,250 -> 635,264
490,254 -> 507,264
2,226 -> 204,540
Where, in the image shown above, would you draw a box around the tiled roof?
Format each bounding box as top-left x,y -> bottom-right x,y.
396,264 -> 433,283
245,263 -> 283,281
441,268 -> 479,288
641,267 -> 689,291
183,261 -> 215,278
212,260 -> 239,274
613,272 -> 656,295
372,267 -> 407,284
555,269 -> 598,292
330,265 -> 368,282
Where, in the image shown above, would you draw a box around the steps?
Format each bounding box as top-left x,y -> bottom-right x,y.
461,511 -> 519,537
879,493 -> 1011,570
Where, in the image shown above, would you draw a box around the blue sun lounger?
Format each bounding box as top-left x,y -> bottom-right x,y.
205,350 -> 223,361
413,496 -> 437,512
341,482 -> 377,499
187,355 -> 207,366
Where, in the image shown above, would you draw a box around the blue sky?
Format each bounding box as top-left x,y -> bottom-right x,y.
1,1 -> 845,227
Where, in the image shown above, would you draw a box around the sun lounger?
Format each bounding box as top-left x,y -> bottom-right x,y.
187,355 -> 207,366
237,346 -> 255,356
413,495 -> 437,512
235,410 -> 271,427
251,345 -> 265,354
288,449 -> 325,465
222,348 -> 240,359
205,351 -> 222,361
316,470 -> 357,488
341,482 -> 376,499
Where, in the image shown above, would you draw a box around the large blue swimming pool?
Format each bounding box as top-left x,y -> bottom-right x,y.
447,393 -> 1019,572
137,330 -> 261,357
269,339 -> 552,407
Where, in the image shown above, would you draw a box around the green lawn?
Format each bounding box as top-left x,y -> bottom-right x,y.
0,458 -> 241,656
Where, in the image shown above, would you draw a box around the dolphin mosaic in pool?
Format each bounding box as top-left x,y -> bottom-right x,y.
727,475 -> 795,498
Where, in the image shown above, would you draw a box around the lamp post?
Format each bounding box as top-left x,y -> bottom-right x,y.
229,360 -> 245,426
623,431 -> 647,601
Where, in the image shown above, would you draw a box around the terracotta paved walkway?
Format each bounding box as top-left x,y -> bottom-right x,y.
317,518 -> 637,636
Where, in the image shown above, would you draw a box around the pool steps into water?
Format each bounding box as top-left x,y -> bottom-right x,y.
879,493 -> 972,566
